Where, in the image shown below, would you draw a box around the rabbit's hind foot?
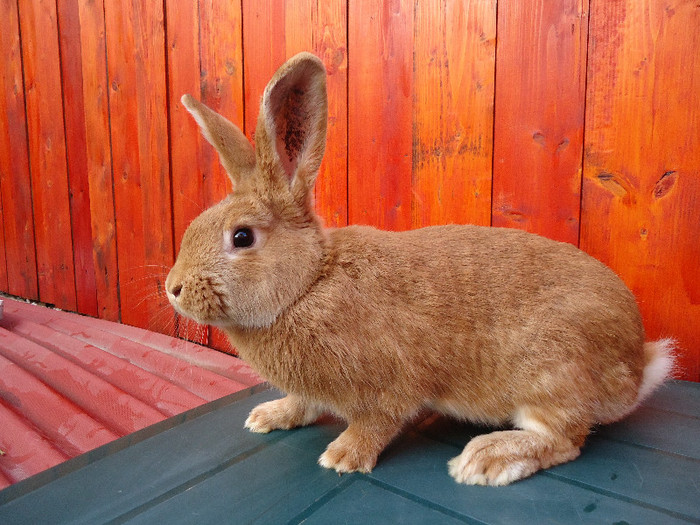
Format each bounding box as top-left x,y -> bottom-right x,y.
448,428 -> 581,486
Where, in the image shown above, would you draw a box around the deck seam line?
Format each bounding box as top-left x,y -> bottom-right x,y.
541,471 -> 700,524
284,476 -> 359,525
363,477 -> 488,525
597,435 -> 700,463
107,433 -> 290,524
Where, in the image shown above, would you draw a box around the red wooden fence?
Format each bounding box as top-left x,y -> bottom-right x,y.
1,0 -> 698,380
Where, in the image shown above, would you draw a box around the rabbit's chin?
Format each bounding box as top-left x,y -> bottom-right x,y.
170,300 -> 280,331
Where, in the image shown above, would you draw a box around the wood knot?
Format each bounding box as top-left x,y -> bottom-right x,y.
653,171 -> 677,200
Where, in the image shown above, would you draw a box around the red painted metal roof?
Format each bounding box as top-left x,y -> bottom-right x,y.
0,297 -> 261,488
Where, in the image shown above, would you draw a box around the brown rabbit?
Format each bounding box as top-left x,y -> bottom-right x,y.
166,52 -> 675,485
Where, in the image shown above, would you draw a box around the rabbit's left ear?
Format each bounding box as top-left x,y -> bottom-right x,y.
181,94 -> 256,189
256,52 -> 328,206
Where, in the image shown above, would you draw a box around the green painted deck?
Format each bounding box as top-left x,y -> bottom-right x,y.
0,381 -> 698,524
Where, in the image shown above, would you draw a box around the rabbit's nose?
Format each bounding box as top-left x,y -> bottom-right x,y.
169,283 -> 183,298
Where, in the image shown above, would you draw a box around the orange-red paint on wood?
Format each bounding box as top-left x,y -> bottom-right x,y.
314,1 -> 349,228
104,0 -> 174,334
168,0 -> 245,348
166,0 -> 208,346
0,0 -> 37,300
76,0 -> 120,321
198,0 -> 243,205
285,0 -> 349,228
18,0 -> 77,310
242,0 -> 287,139
0,0 -> 39,299
581,0 -> 700,381
0,191 -> 6,291
57,0 -> 99,318
348,0 -> 414,231
492,0 -> 588,244
413,0 -> 496,228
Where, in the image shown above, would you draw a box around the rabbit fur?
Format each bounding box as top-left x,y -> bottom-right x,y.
166,52 -> 675,486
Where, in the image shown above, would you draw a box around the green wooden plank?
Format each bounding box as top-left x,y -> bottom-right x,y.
641,380 -> 700,418
122,430 -> 345,524
598,406 -> 700,459
369,431 -> 695,524
547,437 -> 700,521
294,479 -> 474,525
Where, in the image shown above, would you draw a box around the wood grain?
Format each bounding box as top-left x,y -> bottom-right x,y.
413,0 -> 496,228
104,0 -> 174,333
286,0 -> 349,228
18,0 -> 77,310
76,0 -> 119,321
242,0 -> 287,139
57,0 -> 98,317
0,0 -> 38,299
582,0 -> 700,380
348,0 -> 414,231
492,0 -> 588,244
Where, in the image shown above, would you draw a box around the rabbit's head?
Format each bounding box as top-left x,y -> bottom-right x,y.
166,53 -> 328,329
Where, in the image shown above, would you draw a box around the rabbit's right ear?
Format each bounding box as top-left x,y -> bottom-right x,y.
255,52 -> 327,208
181,94 -> 256,188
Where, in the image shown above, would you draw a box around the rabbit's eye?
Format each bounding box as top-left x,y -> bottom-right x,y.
232,228 -> 255,248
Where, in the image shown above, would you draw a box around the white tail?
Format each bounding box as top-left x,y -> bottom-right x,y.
636,338 -> 677,405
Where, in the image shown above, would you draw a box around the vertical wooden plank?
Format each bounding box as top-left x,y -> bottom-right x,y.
313,1 -> 348,228
0,184 -> 7,292
348,0 -> 414,231
76,0 -> 120,321
413,0 -> 496,228
492,0 -> 588,244
286,0 -> 348,228
242,0 -> 287,139
166,0 -> 207,344
0,0 -> 38,299
582,0 -> 700,380
57,0 -> 98,317
105,0 -> 174,333
198,0 -> 244,208
19,0 -> 78,310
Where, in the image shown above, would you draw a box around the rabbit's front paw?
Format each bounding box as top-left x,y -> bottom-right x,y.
244,396 -> 317,433
318,436 -> 377,474
448,430 -> 580,486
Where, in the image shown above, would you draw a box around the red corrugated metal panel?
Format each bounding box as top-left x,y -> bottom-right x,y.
7,298 -> 259,386
0,327 -> 166,435
9,319 -> 206,417
0,351 -> 119,455
0,297 -> 262,486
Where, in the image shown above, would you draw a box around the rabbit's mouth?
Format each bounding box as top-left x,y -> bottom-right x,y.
165,271 -> 228,325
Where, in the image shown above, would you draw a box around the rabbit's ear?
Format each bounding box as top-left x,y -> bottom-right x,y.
256,52 -> 327,207
181,94 -> 255,188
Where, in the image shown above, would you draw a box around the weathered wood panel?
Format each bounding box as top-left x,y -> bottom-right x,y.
348,0 -> 414,231
0,0 -> 37,298
413,0 -> 496,228
492,0 -> 588,243
581,0 -> 700,379
18,0 -> 77,310
57,0 -> 98,318
104,0 -> 174,333
285,0 -> 349,228
76,0 -> 120,321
